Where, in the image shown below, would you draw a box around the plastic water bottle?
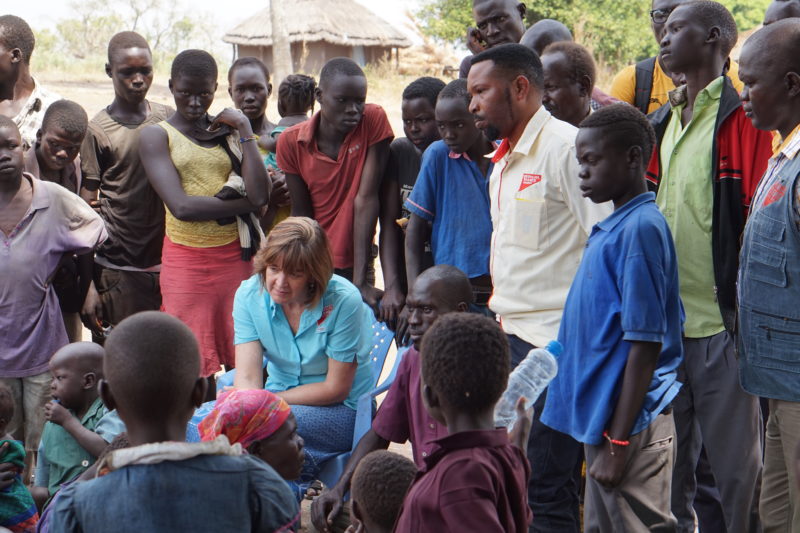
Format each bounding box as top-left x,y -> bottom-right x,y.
494,340 -> 562,429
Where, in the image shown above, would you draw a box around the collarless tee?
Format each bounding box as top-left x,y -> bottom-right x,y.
657,76 -> 724,338
276,104 -> 394,269
81,102 -> 172,269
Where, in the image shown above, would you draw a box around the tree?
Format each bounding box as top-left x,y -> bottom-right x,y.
270,0 -> 293,83
416,0 -> 770,70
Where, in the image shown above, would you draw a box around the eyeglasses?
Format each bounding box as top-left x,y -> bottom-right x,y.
650,8 -> 673,24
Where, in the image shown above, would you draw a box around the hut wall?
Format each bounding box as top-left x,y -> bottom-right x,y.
235,43 -> 394,75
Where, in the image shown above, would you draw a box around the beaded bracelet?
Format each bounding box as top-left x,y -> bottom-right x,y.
239,134 -> 259,143
602,431 -> 630,456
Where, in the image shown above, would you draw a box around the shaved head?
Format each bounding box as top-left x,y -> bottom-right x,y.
521,19 -> 573,56
415,265 -> 473,308
744,17 -> 800,73
50,342 -> 105,376
764,0 -> 800,25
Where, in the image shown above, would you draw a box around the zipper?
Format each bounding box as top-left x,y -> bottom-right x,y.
752,308 -> 800,323
758,325 -> 800,340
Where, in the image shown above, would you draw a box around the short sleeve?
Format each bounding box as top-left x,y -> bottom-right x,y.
326,289 -> 368,363
437,461 -> 506,533
54,186 -> 108,254
79,124 -> 103,185
48,482 -> 84,533
609,64 -> 637,106
94,410 -> 126,443
250,461 -> 300,532
362,105 -> 394,146
557,146 -> 611,235
372,353 -> 412,443
405,146 -> 441,222
620,222 -> 669,343
276,128 -> 300,175
232,280 -> 261,345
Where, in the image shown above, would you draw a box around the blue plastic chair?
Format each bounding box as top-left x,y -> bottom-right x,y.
316,322 -> 403,488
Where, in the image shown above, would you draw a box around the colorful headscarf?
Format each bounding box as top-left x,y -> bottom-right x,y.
198,389 -> 292,449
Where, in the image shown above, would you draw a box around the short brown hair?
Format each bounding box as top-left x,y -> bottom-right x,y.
253,217 -> 334,306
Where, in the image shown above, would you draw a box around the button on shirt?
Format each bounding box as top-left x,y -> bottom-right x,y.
232,274 -> 373,410
371,346 -> 448,467
488,107 -> 611,347
0,176 -> 107,377
541,193 -> 684,444
405,140 -> 494,278
393,429 -> 532,533
657,76 -> 724,338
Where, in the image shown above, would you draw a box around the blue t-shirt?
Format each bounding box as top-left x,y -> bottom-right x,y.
541,192 -> 684,445
232,274 -> 373,410
405,140 -> 493,279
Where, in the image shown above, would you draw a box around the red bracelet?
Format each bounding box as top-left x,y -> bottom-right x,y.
602,431 -> 630,454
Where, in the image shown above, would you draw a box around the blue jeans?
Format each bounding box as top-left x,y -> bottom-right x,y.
508,334 -> 582,533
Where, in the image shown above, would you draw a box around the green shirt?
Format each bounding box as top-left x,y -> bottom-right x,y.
657,77 -> 725,338
38,397 -> 107,495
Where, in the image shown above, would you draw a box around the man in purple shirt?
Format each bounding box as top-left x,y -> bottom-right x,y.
310,264 -> 472,532
0,116 -> 106,474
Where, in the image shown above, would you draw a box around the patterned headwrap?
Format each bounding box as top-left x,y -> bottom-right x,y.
198,389 -> 292,449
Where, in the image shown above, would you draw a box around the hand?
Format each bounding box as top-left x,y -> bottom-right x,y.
379,284 -> 405,330
44,400 -> 72,426
310,487 -> 345,533
80,282 -> 104,337
89,199 -> 101,214
209,108 -> 251,135
268,168 -> 291,207
394,305 -> 411,346
359,285 -> 384,319
589,440 -> 629,489
0,444 -> 15,491
508,396 -> 534,452
466,27 -> 487,54
345,519 -> 365,533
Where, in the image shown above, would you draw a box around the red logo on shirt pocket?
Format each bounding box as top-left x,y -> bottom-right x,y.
762,182 -> 787,207
317,305 -> 333,326
519,174 -> 541,191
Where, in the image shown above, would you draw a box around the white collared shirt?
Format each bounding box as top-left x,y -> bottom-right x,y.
488,106 -> 612,347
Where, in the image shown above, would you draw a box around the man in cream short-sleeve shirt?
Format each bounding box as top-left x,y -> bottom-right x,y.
468,43 -> 610,533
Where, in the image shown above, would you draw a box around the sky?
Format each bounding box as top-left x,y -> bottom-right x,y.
5,0 -> 425,46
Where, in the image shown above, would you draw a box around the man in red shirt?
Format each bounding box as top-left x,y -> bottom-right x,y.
278,58 -> 402,322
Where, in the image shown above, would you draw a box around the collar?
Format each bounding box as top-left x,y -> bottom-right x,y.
78,397 -> 106,425
98,435 -> 243,474
296,111 -> 321,145
449,150 -> 472,161
423,428 -> 509,471
772,123 -> 800,159
27,173 -> 51,212
669,76 -> 723,112
596,191 -> 655,233
23,147 -> 40,176
491,106 -> 551,163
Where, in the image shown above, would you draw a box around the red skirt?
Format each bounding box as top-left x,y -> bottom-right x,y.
160,237 -> 253,377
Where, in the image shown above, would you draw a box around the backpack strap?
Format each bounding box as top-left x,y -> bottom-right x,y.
634,56 -> 657,115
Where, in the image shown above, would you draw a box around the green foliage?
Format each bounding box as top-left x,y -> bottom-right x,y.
416,0 -> 771,70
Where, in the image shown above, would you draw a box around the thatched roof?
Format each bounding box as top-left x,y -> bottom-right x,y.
223,0 -> 412,49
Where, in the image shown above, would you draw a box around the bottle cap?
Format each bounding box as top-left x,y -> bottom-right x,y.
545,340 -> 563,357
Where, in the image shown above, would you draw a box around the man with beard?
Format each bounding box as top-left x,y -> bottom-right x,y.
467,43 -> 610,532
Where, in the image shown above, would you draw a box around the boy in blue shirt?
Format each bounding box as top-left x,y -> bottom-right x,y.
405,79 -> 495,314
540,104 -> 684,532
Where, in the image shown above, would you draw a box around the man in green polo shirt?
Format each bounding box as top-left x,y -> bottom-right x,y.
645,2 -> 774,532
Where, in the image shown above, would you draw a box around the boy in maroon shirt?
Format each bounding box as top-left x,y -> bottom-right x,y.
394,313 -> 532,533
311,264 -> 471,532
278,58 -> 401,323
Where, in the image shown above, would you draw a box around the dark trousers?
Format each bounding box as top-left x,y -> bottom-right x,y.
508,334 -> 583,533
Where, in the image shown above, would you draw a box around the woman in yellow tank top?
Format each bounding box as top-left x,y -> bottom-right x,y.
140,50 -> 270,394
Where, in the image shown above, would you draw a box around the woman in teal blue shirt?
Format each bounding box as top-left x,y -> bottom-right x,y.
232,217 -> 372,494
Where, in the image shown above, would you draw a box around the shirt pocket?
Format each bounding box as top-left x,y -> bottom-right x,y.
749,215 -> 787,288
509,183 -> 546,251
751,309 -> 800,373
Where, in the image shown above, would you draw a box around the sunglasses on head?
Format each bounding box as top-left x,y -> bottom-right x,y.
650,7 -> 673,24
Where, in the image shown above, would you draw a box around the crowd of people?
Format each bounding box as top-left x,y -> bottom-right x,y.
1,0 -> 799,531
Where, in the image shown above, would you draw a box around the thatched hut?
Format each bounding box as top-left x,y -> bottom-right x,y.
223,0 -> 413,73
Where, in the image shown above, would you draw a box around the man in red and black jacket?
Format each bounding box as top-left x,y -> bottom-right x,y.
645,2 -> 773,533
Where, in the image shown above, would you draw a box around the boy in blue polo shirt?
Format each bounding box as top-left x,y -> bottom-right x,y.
540,104 -> 684,532
404,79 -> 495,313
